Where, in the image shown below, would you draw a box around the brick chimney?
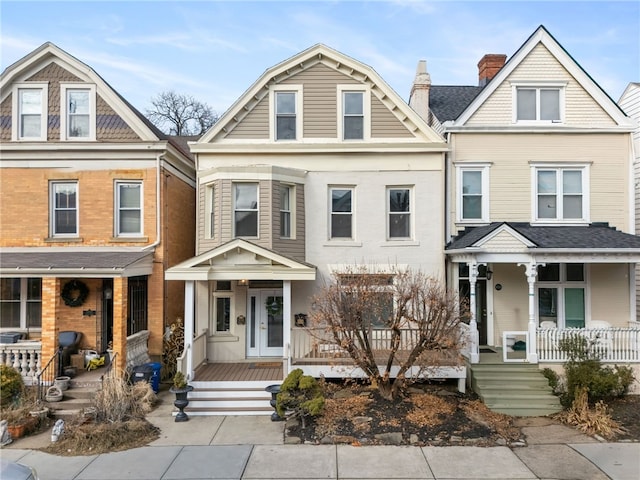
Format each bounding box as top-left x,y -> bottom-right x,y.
409,60 -> 431,122
477,54 -> 506,86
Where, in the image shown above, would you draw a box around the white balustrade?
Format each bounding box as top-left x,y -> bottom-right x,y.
0,342 -> 42,385
537,327 -> 640,362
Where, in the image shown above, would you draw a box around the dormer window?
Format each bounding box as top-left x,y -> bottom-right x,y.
513,84 -> 564,123
270,85 -> 302,141
61,84 -> 96,140
13,84 -> 48,141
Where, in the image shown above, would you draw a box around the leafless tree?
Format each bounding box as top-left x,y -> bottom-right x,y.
310,266 -> 468,401
146,90 -> 218,136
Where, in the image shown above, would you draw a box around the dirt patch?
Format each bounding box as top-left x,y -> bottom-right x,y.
40,418 -> 160,456
608,394 -> 640,440
285,380 -> 523,446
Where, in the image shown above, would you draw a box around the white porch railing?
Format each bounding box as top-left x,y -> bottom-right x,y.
126,330 -> 151,368
0,341 -> 42,385
537,327 -> 640,362
177,329 -> 208,381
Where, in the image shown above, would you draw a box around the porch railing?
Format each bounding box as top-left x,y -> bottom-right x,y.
0,341 -> 42,385
537,327 -> 640,362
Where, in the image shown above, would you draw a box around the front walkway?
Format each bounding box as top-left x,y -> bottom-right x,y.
4,389 -> 639,479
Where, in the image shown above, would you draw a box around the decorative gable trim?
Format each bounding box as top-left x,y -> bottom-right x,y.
197,44 -> 444,147
452,26 -> 633,129
472,223 -> 536,250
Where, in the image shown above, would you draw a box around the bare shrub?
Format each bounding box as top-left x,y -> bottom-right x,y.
93,369 -> 155,423
310,266 -> 468,400
558,387 -> 626,439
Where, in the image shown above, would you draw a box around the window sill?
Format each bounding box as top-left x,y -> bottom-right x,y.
381,240 -> 420,247
531,221 -> 589,226
323,240 -> 363,247
45,236 -> 83,243
110,236 -> 149,243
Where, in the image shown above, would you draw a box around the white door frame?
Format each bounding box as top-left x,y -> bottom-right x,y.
246,288 -> 284,357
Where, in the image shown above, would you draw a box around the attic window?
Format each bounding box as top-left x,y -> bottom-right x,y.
270,85 -> 302,142
338,85 -> 370,141
513,84 -> 564,123
13,83 -> 48,141
61,84 -> 96,141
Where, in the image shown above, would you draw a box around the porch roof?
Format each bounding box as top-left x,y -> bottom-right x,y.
165,238 -> 316,281
445,222 -> 640,262
0,248 -> 154,278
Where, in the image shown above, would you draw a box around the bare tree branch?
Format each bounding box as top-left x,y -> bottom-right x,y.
146,90 -> 218,136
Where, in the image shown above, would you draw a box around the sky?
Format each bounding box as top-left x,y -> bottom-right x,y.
1,0 -> 639,119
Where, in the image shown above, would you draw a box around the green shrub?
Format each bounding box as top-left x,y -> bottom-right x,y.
556,334 -> 635,407
276,368 -> 324,427
0,365 -> 24,407
541,368 -> 560,393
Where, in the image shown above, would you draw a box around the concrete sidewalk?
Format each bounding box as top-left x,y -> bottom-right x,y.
1,391 -> 638,480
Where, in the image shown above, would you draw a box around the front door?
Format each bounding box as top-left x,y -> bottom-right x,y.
247,289 -> 283,357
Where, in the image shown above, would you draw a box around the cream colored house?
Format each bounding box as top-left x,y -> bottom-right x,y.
420,26 -> 640,375
166,45 -> 453,413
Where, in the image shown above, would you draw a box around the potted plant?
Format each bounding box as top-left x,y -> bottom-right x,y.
169,371 -> 193,422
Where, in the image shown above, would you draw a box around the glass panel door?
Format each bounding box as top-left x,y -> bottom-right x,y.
564,288 -> 585,328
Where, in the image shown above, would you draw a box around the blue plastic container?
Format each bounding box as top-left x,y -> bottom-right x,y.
145,362 -> 162,393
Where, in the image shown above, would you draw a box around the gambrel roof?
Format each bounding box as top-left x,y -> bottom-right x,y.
195,43 -> 445,149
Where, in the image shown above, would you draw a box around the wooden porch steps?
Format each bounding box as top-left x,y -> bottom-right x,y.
183,380 -> 277,416
468,362 -> 563,417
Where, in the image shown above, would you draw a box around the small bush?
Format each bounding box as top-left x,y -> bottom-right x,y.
0,365 -> 24,407
276,368 -> 324,427
558,387 -> 625,439
93,368 -> 155,423
541,368 -> 560,393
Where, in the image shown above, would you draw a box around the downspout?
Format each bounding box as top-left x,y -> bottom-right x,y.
143,153 -> 163,252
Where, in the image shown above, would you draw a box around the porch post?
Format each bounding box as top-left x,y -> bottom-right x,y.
282,280 -> 292,375
184,280 -> 195,380
468,262 -> 480,363
523,261 -> 539,363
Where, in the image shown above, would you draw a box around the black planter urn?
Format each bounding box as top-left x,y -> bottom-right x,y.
170,385 -> 194,422
265,384 -> 284,421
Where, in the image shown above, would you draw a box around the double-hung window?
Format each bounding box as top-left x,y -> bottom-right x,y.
457,165 -> 490,222
330,187 -> 353,239
14,85 -> 47,140
205,183 -> 216,239
537,263 -> 586,328
387,187 -> 411,239
280,185 -> 293,238
533,165 -> 588,222
338,86 -> 369,140
275,92 -> 296,140
514,85 -> 563,123
116,181 -> 143,236
61,84 -> 95,140
51,181 -> 78,236
234,183 -> 258,237
0,278 -> 42,329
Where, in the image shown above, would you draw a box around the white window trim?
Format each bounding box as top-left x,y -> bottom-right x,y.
386,186 -> 413,240
530,163 -> 590,224
337,85 -> 370,141
210,290 -> 234,335
50,180 -> 79,237
280,184 -> 295,239
233,182 -> 259,238
269,85 -> 303,142
329,186 -> 355,241
455,163 -> 490,224
115,180 -> 144,237
60,83 -> 96,141
204,183 -> 216,239
12,83 -> 48,141
535,264 -> 589,329
511,82 -> 566,124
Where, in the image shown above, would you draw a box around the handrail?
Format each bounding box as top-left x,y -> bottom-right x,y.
101,352 -> 118,385
36,351 -> 59,402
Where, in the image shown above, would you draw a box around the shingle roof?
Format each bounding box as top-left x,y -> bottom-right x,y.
446,222 -> 640,250
429,86 -> 484,123
0,251 -> 153,271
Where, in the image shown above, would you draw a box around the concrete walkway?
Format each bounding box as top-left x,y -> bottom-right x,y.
2,391 -> 638,480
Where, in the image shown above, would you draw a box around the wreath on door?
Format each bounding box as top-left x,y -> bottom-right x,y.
266,296 -> 283,316
61,279 -> 89,307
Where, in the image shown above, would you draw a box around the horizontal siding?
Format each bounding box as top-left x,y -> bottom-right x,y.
468,44 -> 616,127
272,182 -> 306,262
371,94 -> 414,138
225,96 -> 269,139
481,230 -> 529,252
451,133 -> 630,231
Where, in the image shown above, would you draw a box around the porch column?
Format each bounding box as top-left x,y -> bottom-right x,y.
40,277 -> 59,365
112,277 -> 128,373
468,262 -> 480,363
282,280 -> 292,374
522,261 -> 539,363
184,280 -> 195,381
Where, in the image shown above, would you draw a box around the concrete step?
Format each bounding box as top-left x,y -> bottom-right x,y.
184,406 -> 273,416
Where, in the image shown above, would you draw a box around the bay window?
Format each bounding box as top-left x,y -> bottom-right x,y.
234,183 -> 258,237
